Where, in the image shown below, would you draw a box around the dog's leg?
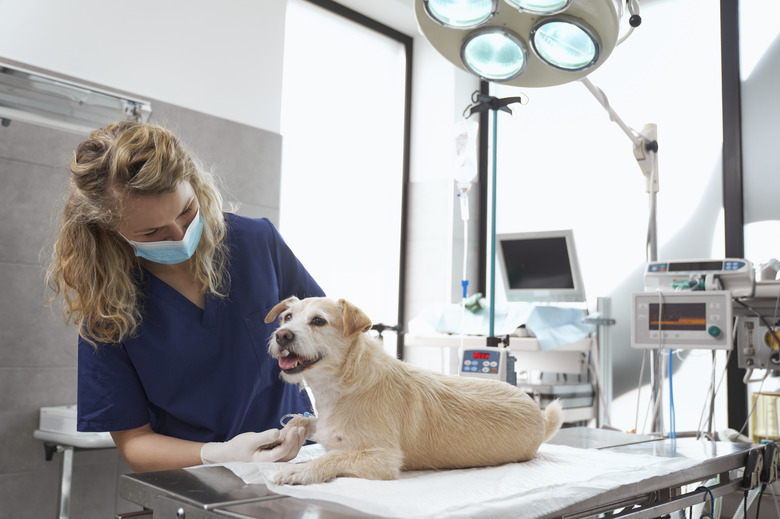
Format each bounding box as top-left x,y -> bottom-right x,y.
269,447 -> 403,485
284,415 -> 317,440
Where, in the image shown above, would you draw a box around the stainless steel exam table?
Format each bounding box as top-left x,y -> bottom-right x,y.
117,427 -> 768,519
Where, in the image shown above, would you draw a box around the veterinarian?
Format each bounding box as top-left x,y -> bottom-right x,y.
46,121 -> 323,472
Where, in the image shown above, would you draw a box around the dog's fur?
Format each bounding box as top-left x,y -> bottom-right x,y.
265,296 -> 563,485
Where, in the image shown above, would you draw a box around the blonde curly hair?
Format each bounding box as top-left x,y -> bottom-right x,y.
46,121 -> 230,346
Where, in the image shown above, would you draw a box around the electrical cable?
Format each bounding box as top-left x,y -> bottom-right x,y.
733,487 -> 763,519
695,349 -> 732,438
586,361 -> 613,426
647,368 -> 665,434
641,355 -> 667,435
774,286 -> 780,325
634,348 -> 647,433
755,484 -> 766,519
669,348 -> 676,440
458,211 -> 468,374
707,350 -> 716,436
648,291 -> 666,436
695,486 -> 715,519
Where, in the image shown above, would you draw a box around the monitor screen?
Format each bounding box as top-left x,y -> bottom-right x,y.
497,229 -> 586,303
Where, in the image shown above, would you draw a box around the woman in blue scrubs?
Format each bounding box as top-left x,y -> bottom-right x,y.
46,121 -> 323,471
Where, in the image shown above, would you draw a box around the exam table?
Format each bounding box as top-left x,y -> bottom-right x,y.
117,427 -> 769,519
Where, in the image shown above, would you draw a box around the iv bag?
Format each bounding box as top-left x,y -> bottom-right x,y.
454,118 -> 479,189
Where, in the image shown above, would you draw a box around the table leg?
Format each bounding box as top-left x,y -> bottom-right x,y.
58,445 -> 74,519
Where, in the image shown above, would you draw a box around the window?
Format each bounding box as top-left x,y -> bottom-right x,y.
280,0 -> 411,356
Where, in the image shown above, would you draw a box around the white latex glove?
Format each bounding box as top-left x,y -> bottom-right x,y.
200,426 -> 306,464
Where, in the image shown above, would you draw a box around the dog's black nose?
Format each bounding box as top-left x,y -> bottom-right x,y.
276,328 -> 294,346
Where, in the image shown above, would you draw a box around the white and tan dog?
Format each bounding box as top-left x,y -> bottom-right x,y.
265,296 -> 563,485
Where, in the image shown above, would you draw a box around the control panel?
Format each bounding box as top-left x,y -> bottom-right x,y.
460,348 -> 508,381
644,258 -> 754,297
631,291 -> 733,349
737,317 -> 780,369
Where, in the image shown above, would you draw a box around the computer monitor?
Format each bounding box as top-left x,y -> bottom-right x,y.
496,229 -> 586,303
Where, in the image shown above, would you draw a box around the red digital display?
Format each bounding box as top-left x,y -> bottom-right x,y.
472,352 -> 491,359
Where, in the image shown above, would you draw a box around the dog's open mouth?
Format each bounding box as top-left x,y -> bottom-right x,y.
278,349 -> 323,374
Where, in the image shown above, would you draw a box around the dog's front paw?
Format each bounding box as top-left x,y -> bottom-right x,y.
268,464 -> 329,486
284,415 -> 316,438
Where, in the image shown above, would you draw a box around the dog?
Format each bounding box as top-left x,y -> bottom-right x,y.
264,296 -> 563,485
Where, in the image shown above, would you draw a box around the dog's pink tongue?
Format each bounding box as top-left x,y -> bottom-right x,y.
279,355 -> 301,371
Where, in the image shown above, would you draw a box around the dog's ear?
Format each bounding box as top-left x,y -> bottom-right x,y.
338,299 -> 372,336
264,296 -> 300,324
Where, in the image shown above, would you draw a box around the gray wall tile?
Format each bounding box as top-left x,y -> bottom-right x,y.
0,263 -> 78,367
0,470 -> 61,517
0,120 -> 81,167
0,158 -> 70,266
0,367 -> 77,473
150,100 -> 283,211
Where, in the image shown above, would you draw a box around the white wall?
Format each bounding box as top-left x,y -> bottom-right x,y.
0,0 -> 287,133
741,2 -> 780,261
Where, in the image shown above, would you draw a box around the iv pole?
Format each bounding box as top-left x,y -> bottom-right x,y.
580,77 -> 662,433
468,92 -> 528,347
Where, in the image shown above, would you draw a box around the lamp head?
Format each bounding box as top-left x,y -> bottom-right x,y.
415,0 -> 621,88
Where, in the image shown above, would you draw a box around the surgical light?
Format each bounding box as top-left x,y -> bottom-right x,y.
461,29 -> 527,81
414,0 -> 623,87
532,19 -> 598,70
423,0 -> 496,28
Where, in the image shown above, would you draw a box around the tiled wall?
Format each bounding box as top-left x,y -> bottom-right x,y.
0,91 -> 283,517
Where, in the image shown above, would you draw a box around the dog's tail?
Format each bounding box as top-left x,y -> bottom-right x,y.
543,399 -> 564,442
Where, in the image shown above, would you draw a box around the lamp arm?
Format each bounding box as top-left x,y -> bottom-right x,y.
579,76 -> 659,260
579,78 -> 659,192
580,77 -> 641,147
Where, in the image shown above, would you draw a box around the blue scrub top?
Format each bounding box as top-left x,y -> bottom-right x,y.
77,214 -> 324,442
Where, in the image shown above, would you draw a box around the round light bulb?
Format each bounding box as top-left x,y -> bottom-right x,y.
531,19 -> 599,71
424,0 -> 496,28
504,0 -> 571,15
461,29 -> 527,81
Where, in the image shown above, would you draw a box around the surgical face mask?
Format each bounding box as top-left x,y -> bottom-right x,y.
124,208 -> 204,265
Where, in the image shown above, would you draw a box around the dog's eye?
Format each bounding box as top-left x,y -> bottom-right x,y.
283,313 -> 292,322
310,316 -> 327,327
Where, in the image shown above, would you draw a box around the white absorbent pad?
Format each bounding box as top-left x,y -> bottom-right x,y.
204,442 -> 701,519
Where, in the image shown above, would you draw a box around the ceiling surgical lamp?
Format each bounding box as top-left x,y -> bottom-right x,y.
415,0 -> 634,88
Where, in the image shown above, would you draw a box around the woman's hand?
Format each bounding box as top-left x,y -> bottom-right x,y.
111,423 -> 307,472
200,425 -> 306,464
